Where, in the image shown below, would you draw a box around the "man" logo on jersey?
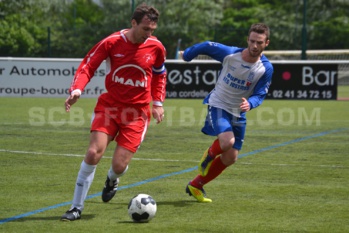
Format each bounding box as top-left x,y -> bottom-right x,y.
112,64 -> 148,87
113,76 -> 145,87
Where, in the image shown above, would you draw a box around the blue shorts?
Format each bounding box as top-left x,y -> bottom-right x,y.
201,106 -> 246,150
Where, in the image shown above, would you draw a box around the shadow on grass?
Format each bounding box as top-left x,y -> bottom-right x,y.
89,199 -> 197,209
88,200 -> 195,208
118,220 -> 148,224
155,200 -> 196,207
13,214 -> 96,222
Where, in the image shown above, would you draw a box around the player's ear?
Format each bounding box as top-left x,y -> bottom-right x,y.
131,19 -> 137,27
265,39 -> 270,47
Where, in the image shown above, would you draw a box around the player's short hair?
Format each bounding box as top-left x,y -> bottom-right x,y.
248,23 -> 270,41
132,3 -> 160,24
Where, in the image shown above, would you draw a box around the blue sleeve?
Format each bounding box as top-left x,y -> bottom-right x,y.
248,61 -> 273,110
183,41 -> 237,63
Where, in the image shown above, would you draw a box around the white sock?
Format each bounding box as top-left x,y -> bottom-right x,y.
107,165 -> 128,182
71,160 -> 96,211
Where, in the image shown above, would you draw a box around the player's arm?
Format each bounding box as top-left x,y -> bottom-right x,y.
246,65 -> 273,111
151,45 -> 167,124
151,63 -> 166,124
65,38 -> 110,112
65,89 -> 81,112
182,41 -> 234,63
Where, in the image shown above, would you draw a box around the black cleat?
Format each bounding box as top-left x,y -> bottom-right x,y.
102,176 -> 119,202
61,207 -> 81,221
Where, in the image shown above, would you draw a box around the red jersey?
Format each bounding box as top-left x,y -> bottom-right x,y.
70,29 -> 167,106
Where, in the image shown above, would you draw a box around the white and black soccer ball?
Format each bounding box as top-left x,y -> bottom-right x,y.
128,194 -> 157,222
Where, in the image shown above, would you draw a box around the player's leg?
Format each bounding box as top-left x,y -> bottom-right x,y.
61,131 -> 112,221
187,112 -> 246,202
102,105 -> 150,202
102,145 -> 133,202
199,139 -> 223,176
199,147 -> 238,184
199,106 -> 233,176
195,116 -> 245,187
205,114 -> 246,175
186,146 -> 238,203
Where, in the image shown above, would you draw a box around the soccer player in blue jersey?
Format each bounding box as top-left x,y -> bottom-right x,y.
181,23 -> 273,202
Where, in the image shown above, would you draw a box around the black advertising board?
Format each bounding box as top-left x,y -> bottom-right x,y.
165,61 -> 218,99
267,63 -> 337,100
165,61 -> 338,100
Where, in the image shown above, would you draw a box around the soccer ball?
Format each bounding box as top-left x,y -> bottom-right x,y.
128,194 -> 157,222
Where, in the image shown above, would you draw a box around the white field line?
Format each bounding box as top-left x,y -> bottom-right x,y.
0,148 -> 346,168
0,149 -> 198,163
238,162 -> 346,168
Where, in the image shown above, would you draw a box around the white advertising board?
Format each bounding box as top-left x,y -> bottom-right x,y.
0,57 -> 106,98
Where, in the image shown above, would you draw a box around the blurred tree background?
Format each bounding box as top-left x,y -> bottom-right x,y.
0,0 -> 348,58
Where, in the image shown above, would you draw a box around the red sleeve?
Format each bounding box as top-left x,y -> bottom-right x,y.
151,71 -> 167,104
69,36 -> 111,93
151,46 -> 167,105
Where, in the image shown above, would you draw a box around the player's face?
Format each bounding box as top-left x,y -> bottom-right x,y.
132,16 -> 157,43
246,32 -> 269,58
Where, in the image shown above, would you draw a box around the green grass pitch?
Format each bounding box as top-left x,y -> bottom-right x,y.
0,96 -> 348,233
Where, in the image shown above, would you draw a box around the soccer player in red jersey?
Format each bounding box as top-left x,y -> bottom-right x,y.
61,3 -> 167,221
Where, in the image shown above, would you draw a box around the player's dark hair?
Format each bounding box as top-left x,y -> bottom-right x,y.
248,23 -> 270,40
132,3 -> 159,24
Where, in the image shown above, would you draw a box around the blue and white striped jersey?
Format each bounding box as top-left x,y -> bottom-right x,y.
183,41 -> 273,118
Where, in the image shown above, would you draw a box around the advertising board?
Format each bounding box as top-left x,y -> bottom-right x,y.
0,58 -> 338,100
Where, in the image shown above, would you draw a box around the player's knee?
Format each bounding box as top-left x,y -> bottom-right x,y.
112,163 -> 128,176
221,149 -> 238,166
85,148 -> 103,164
230,154 -> 238,164
87,148 -> 99,157
219,137 -> 235,151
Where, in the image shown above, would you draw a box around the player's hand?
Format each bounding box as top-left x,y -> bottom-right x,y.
65,91 -> 81,112
179,51 -> 184,60
152,105 -> 164,124
240,97 -> 251,112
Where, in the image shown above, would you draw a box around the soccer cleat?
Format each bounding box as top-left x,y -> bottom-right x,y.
186,183 -> 212,203
61,207 -> 81,221
102,176 -> 119,202
198,148 -> 214,177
